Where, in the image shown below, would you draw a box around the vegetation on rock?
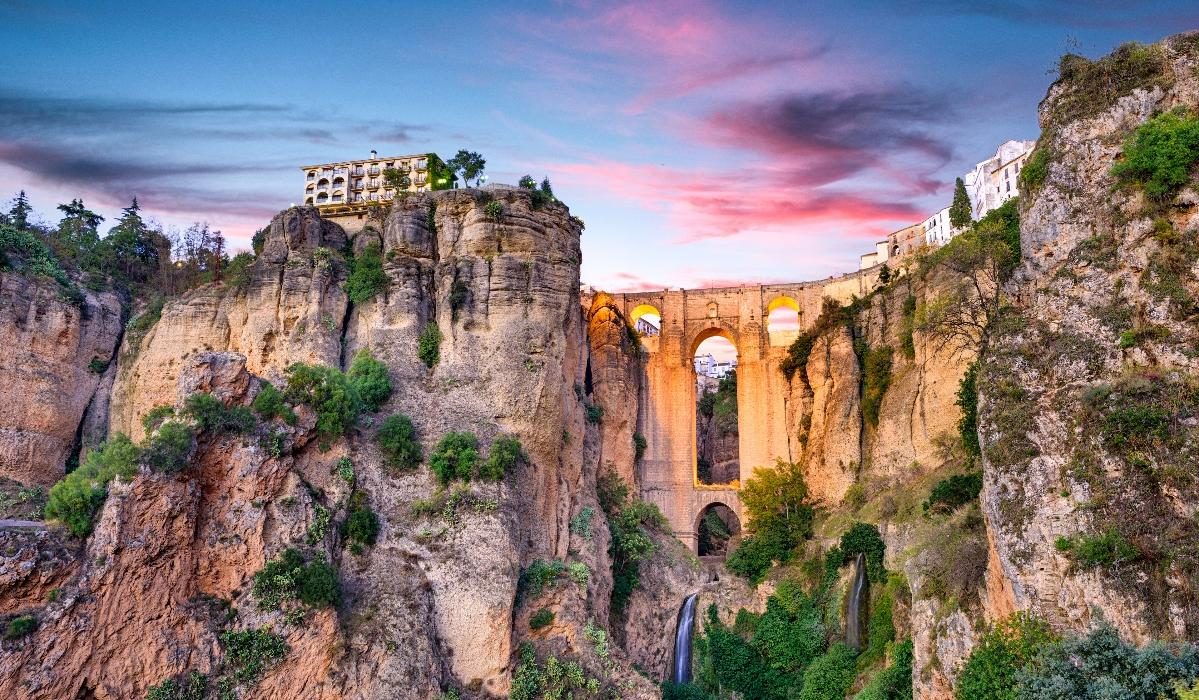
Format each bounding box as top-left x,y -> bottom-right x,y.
45,434 -> 139,536
347,349 -> 392,412
345,244 -> 387,304
418,322 -> 442,368
727,459 -> 815,583
429,432 -> 479,486
377,414 -> 422,471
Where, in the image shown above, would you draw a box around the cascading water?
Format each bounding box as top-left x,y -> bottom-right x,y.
846,552 -> 868,651
671,593 -> 700,684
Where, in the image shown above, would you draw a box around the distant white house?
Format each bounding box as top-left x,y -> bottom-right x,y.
963,140 -> 1035,220
694,353 -> 737,379
922,206 -> 954,246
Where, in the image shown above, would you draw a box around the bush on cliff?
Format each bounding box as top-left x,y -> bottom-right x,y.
418,322 -> 442,368
839,522 -> 886,582
45,434 -> 139,537
182,392 -> 255,434
861,346 -> 893,427
251,383 -> 296,425
780,299 -> 851,384
141,422 -> 196,474
479,436 -> 523,482
429,432 -> 479,486
955,612 -> 1055,700
284,362 -> 361,445
344,491 -> 379,548
1112,109 -> 1199,203
347,349 -> 392,412
220,628 -> 289,686
377,414 -> 422,471
923,471 -> 983,513
251,547 -> 341,609
727,459 -> 816,584
345,243 -> 388,304
598,471 -> 668,614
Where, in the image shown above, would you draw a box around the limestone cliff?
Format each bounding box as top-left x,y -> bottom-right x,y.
0,273 -> 123,487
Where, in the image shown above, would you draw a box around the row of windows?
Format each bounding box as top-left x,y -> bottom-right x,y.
306,159 -> 427,179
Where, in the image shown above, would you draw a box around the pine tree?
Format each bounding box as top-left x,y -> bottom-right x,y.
8,191 -> 32,229
950,177 -> 972,229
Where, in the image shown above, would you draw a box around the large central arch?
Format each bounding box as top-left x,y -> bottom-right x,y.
608,273 -> 881,551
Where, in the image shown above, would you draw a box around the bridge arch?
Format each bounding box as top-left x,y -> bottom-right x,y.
687,323 -> 739,360
696,501 -> 741,557
630,303 -> 662,337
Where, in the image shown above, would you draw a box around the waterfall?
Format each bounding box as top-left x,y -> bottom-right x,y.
671,593 -> 700,684
846,552 -> 868,651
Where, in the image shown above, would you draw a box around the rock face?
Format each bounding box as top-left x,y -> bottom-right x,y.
110,206 -> 348,442
0,273 -> 122,485
981,34 -> 1199,645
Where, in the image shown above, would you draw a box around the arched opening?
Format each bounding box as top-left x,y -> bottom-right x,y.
316,192 -> 329,204
630,303 -> 661,337
697,502 -> 741,557
767,296 -> 801,346
693,331 -> 739,486
305,197 -> 314,205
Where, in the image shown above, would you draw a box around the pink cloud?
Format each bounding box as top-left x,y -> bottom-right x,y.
555,158 -> 921,243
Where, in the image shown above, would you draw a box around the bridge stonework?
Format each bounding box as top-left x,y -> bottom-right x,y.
609,269 -> 881,551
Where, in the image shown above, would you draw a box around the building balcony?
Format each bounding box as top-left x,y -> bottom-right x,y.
353,168 -> 365,176
367,168 -> 381,176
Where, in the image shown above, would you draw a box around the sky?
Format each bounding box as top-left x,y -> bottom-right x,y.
2,1 -> 1196,292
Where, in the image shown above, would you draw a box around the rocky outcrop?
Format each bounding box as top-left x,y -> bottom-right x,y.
110,206 -> 348,442
585,293 -> 644,488
0,273 -> 122,486
981,33 -> 1199,645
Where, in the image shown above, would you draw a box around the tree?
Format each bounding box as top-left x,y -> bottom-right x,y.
426,153 -> 457,190
383,167 -> 411,191
106,198 -> 162,282
950,177 -> 972,229
8,191 -> 31,229
53,198 -> 104,262
447,150 -> 486,188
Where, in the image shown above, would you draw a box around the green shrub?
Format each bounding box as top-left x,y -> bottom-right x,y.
861,346 -> 893,427
182,392 -> 255,434
840,522 -> 886,582
284,362 -> 361,444
88,357 -> 109,374
220,628 -> 288,685
141,422 -> 195,473
484,200 -> 504,221
924,471 -> 983,513
1016,623 -> 1197,700
296,558 -> 340,607
600,471 -> 668,613
141,405 -> 175,433
585,403 -> 604,424
781,300 -> 850,383
377,414 -> 422,471
855,639 -> 912,700
509,642 -> 597,700
956,612 -> 1056,700
45,434 -> 139,536
429,432 -> 478,486
529,607 -> 554,630
1102,404 -> 1172,454
1050,42 -> 1171,126
336,457 -> 354,483
633,432 -> 647,462
345,243 -> 388,304
521,559 -> 566,598
1059,528 -> 1139,569
797,644 -> 857,700
568,561 -> 590,586
957,362 -> 981,457
4,614 -> 37,639
1111,109 -> 1199,202
727,459 -> 815,583
145,671 -> 207,700
251,548 -> 340,609
569,506 -> 594,539
417,322 -> 442,367
306,505 -> 331,544
251,383 -> 297,425
1018,148 -> 1050,194
347,349 -> 391,412
479,436 -> 522,482
345,492 -> 379,546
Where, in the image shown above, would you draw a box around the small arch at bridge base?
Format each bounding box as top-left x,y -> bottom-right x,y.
696,502 -> 741,558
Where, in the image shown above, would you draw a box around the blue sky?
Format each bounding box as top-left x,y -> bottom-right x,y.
1,0 -> 1195,290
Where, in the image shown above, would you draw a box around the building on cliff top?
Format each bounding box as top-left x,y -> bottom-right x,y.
300,150 -> 431,214
963,139 -> 1035,220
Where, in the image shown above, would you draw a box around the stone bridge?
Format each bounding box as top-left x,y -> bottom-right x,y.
605,268 -> 882,551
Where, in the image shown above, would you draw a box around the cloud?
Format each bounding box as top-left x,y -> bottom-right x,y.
885,0 -> 1199,28
555,158 -> 922,243
701,89 -> 955,192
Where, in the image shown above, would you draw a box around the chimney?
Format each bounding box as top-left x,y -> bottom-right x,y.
370,149 -> 377,159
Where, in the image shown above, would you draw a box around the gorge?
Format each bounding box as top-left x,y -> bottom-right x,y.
1,30 -> 1199,700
